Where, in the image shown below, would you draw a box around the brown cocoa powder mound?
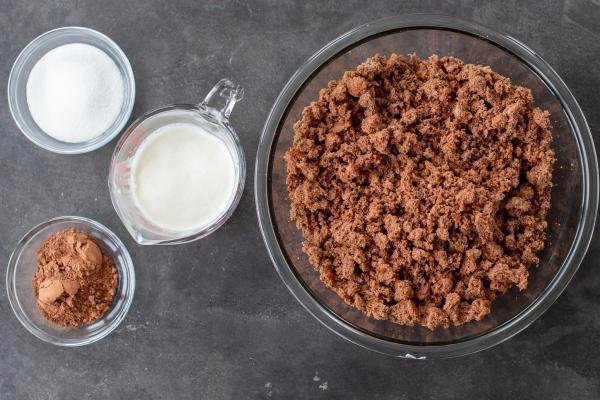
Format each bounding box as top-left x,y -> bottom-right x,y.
33,228 -> 118,327
285,54 -> 555,330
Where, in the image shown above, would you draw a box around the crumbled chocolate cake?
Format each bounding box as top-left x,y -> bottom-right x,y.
285,54 -> 554,330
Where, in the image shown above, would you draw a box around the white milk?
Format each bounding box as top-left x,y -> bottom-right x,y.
131,123 -> 236,231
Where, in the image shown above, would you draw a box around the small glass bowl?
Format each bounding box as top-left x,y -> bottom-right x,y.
7,26 -> 135,154
6,216 -> 135,346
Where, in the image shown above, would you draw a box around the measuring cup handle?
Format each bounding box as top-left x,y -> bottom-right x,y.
199,79 -> 244,119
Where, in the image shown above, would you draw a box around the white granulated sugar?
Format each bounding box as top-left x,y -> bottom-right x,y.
26,43 -> 124,143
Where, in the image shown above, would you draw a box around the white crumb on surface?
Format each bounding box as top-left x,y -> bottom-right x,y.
264,382 -> 273,397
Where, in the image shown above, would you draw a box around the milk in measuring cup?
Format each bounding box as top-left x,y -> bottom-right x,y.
131,123 -> 235,231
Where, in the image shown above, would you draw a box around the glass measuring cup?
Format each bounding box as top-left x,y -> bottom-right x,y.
108,79 -> 245,245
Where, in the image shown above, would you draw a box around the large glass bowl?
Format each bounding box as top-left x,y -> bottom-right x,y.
255,15 -> 598,358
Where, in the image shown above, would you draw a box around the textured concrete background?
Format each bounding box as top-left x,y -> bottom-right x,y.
1,1 -> 599,399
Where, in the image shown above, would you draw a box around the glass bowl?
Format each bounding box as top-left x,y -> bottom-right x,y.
255,15 -> 599,358
7,26 -> 135,154
6,216 -> 135,346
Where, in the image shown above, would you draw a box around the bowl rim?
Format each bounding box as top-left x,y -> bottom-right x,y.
6,215 -> 136,346
7,26 -> 136,154
254,14 -> 599,358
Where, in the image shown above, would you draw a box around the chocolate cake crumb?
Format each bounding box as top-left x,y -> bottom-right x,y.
285,54 -> 555,330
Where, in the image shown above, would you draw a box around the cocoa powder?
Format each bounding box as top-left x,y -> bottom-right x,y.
33,228 -> 118,327
285,54 -> 555,330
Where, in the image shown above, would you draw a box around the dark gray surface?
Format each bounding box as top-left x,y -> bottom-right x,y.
1,0 -> 599,399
